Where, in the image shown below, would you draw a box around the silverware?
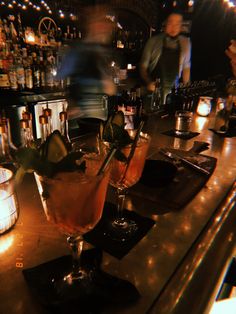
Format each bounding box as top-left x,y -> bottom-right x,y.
159,149 -> 210,176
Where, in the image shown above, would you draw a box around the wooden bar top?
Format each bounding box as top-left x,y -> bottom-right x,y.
0,112 -> 235,314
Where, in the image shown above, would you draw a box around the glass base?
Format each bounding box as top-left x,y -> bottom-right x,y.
175,130 -> 190,136
52,269 -> 93,299
108,218 -> 138,242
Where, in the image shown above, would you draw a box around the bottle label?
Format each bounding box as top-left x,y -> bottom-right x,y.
25,68 -> 33,89
16,66 -> 25,85
0,73 -> 10,88
9,70 -> 18,90
40,71 -> 46,87
33,70 -> 40,88
46,72 -> 54,88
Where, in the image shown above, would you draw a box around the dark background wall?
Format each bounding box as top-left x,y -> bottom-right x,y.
191,0 -> 235,80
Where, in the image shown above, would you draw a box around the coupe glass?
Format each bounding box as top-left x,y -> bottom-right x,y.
108,130 -> 150,241
34,142 -> 110,296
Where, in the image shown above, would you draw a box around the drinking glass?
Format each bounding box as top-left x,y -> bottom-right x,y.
108,130 -> 150,241
34,142 -> 110,296
175,110 -> 193,135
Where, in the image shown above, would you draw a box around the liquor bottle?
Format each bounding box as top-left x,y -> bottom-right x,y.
43,104 -> 53,134
59,106 -> 70,143
1,110 -> 17,150
45,54 -> 54,89
20,119 -> 34,147
8,60 -> 18,91
0,55 -> 10,90
25,59 -> 33,90
32,53 -> 40,89
15,54 -> 25,91
0,123 -> 12,163
22,106 -> 34,141
39,114 -> 49,143
39,51 -> 46,88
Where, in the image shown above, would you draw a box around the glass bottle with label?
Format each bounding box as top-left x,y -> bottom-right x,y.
43,104 -> 53,135
20,119 -> 34,147
15,55 -> 25,91
39,114 -> 48,143
59,106 -> 70,143
0,123 -> 12,163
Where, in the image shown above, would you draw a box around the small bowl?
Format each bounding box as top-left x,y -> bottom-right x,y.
140,159 -> 177,187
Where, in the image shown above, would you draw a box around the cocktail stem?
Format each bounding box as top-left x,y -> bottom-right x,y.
67,235 -> 84,280
116,187 -> 127,223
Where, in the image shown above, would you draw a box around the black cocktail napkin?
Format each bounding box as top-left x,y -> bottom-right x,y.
209,128 -> 236,138
23,248 -> 140,314
162,129 -> 200,140
84,202 -> 155,259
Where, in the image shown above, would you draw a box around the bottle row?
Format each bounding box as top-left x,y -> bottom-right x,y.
0,43 -> 69,91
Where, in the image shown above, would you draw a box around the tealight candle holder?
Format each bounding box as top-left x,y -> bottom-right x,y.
197,97 -> 212,117
0,168 -> 19,234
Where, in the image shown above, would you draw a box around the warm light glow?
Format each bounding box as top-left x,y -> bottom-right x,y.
25,32 -> 35,43
0,190 -> 18,234
197,97 -> 212,116
195,116 -> 208,131
188,0 -> 194,6
0,235 -> 14,254
127,64 -> 132,70
210,298 -> 236,314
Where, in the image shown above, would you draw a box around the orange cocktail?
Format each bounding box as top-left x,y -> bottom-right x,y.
108,131 -> 150,241
35,167 -> 110,236
110,132 -> 150,189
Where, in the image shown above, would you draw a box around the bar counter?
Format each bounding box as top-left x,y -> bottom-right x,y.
0,112 -> 235,314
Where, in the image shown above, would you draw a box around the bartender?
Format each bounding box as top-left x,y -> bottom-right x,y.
140,10 -> 191,105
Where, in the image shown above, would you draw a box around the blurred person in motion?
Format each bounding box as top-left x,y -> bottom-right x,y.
225,40 -> 236,78
57,4 -> 116,138
140,10 -> 191,106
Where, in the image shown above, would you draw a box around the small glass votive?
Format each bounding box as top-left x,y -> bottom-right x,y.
0,168 -> 19,234
175,110 -> 193,135
197,97 -> 212,117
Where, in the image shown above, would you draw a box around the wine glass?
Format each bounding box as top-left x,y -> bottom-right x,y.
108,130 -> 151,241
34,139 -> 110,297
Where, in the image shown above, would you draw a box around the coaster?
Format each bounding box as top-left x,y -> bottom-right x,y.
162,129 -> 200,140
84,202 -> 155,259
23,248 -> 140,314
209,128 -> 236,138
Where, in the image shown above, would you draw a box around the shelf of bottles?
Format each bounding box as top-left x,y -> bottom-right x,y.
113,29 -> 145,51
0,12 -> 82,93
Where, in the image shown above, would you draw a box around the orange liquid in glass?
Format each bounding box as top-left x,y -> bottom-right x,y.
36,166 -> 109,236
109,136 -> 150,189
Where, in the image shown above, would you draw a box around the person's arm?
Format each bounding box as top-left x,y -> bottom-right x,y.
182,38 -> 191,84
56,48 -> 78,80
140,38 -> 157,91
225,40 -> 236,78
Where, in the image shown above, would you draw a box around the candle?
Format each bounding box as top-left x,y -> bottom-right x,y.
197,97 -> 212,116
0,168 -> 19,234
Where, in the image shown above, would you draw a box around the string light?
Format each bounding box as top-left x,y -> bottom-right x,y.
0,1 -> 77,19
223,0 -> 236,8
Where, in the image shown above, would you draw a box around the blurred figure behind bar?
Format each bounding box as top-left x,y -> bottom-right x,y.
140,10 -> 191,105
57,4 -> 116,138
225,40 -> 236,78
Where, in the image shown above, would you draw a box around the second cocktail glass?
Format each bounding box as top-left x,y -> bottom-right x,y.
108,130 -> 150,241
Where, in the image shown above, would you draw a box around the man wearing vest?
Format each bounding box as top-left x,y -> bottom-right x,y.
140,11 -> 191,106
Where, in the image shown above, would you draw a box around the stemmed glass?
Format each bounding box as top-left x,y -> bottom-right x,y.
34,137 -> 110,296
108,130 -> 151,241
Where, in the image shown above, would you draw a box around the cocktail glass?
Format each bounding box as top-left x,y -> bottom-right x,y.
34,147 -> 110,296
108,130 -> 150,241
